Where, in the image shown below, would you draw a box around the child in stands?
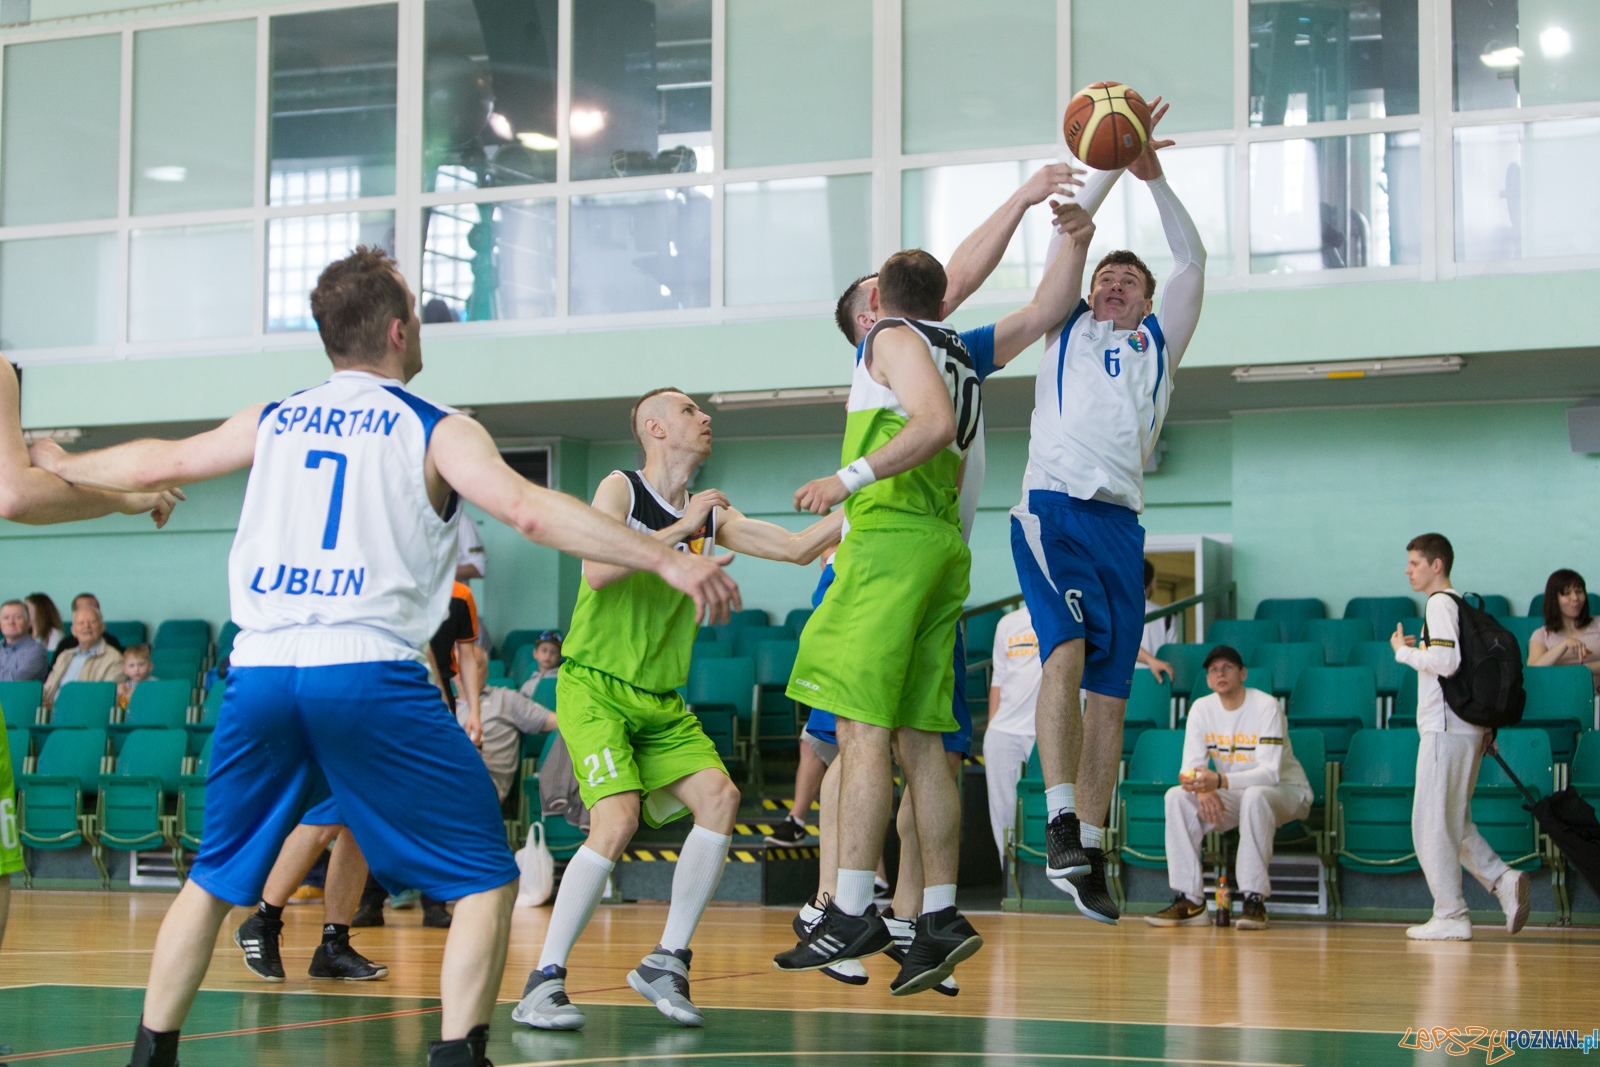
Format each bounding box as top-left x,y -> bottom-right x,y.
117,644 -> 153,710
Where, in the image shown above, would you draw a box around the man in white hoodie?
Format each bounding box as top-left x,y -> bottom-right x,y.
1147,645 -> 1311,930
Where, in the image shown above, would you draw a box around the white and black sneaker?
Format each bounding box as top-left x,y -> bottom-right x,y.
235,912 -> 285,983
888,906 -> 982,997
794,897 -> 869,985
1056,847 -> 1120,925
1045,812 -> 1090,879
627,946 -> 703,1026
308,936 -> 388,980
764,816 -> 808,846
512,965 -> 585,1030
883,910 -> 957,996
773,895 -> 891,973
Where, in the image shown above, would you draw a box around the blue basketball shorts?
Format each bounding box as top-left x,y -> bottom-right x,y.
188,660 -> 518,907
801,627 -> 971,755
1010,490 -> 1146,699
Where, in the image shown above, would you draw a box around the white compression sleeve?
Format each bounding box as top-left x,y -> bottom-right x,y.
659,825 -> 731,952
1147,174 -> 1207,364
1072,166 -> 1124,217
537,845 -> 614,969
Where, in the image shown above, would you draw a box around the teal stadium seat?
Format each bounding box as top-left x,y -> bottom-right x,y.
1495,616 -> 1543,659
1397,617 -> 1424,641
1117,729 -> 1187,870
1462,594 -> 1511,617
784,609 -> 813,637
19,727 -> 107,856
103,621 -> 147,648
1343,598 -> 1419,642
40,682 -> 117,746
520,677 -> 560,763
112,679 -> 192,753
1336,728 -> 1421,873
1571,731 -> 1600,811
1250,642 -> 1326,697
695,626 -> 719,644
1123,671 -> 1171,758
186,684 -> 225,755
753,640 -> 801,757
510,645 -> 539,687
486,658 -> 508,681
963,607 -> 1005,663
216,620 -> 241,662
733,625 -> 789,659
1288,666 -> 1378,762
522,775 -> 587,860
6,727 -> 28,767
691,641 -> 733,661
713,610 -> 769,644
1346,641 -> 1414,699
1253,598 -> 1326,642
1275,728 -> 1329,858
499,629 -> 545,667
0,680 -> 43,729
1155,643 -> 1217,709
1010,746 -> 1048,874
687,657 -> 754,767
1204,619 -> 1281,664
1472,728 -> 1553,871
153,619 -> 210,651
1528,592 -> 1600,619
176,734 -> 213,868
150,647 -> 204,688
1519,665 -> 1591,763
99,728 -> 188,880
1302,618 -> 1374,667
1390,670 -> 1419,729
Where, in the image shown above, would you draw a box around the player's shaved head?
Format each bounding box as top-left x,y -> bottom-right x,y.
631,387 -> 690,449
834,273 -> 877,346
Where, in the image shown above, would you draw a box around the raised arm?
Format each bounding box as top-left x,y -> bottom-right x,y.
715,506 -> 844,564
429,415 -> 740,622
1122,99 -> 1204,367
943,163 -> 1083,313
988,207 -> 1096,368
31,403 -> 265,492
581,475 -> 727,590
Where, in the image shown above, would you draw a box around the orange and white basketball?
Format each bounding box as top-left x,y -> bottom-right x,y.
1064,82 -> 1152,170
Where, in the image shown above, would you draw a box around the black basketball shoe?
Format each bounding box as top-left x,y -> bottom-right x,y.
764,816 -> 808,846
308,936 -> 389,980
1045,812 -> 1090,879
888,906 -> 983,996
773,896 -> 891,972
1057,847 -> 1120,925
234,911 -> 285,982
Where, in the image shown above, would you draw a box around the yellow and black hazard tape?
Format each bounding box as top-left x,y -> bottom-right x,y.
618,846 -> 819,862
733,824 -> 820,836
760,798 -> 822,812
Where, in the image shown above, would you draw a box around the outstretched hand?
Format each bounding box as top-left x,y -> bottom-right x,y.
660,550 -> 741,625
1021,162 -> 1086,206
1050,200 -> 1097,242
1128,96 -> 1175,182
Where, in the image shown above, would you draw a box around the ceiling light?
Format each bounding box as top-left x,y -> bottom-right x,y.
1540,26 -> 1572,58
487,112 -> 514,140
709,387 -> 850,410
1479,44 -> 1524,69
1231,355 -> 1463,383
145,166 -> 187,182
570,108 -> 606,138
21,428 -> 82,444
517,131 -> 558,151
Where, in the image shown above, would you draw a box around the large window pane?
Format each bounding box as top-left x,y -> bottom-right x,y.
570,187 -> 711,314
724,175 -> 871,306
132,22 -> 256,216
1455,118 -> 1600,261
1249,0 -> 1418,126
1249,132 -> 1420,272
0,234 -> 116,349
424,0 -> 557,192
571,0 -> 712,181
267,212 -> 396,332
725,0 -> 871,168
902,160 -> 1055,292
1073,0 -> 1233,135
902,0 -> 1055,154
129,224 -> 253,343
270,6 -> 398,206
1454,0 -> 1600,111
421,199 -> 557,321
1,36 -> 120,226
1084,147 -> 1235,282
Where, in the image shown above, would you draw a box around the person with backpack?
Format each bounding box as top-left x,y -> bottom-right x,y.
1392,533 -> 1530,940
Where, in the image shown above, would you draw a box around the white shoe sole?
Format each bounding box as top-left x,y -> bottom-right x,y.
1406,924 -> 1473,941
511,1000 -> 586,1031
1144,912 -> 1210,927
234,926 -> 286,984
627,969 -> 703,1026
1050,873 -> 1119,925
1500,873 -> 1531,934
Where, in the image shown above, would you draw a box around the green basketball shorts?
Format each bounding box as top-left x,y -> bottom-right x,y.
0,725 -> 22,878
787,520 -> 970,734
556,661 -> 728,827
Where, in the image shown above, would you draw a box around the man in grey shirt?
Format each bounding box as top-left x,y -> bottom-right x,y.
457,646 -> 558,801
0,599 -> 47,682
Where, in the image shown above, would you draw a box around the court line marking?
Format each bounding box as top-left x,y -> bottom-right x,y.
497,1053 -> 1304,1067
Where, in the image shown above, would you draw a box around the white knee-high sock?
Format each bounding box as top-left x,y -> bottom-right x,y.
537,846 -> 614,970
659,825 -> 731,952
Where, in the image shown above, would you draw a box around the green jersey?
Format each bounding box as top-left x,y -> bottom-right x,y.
560,470 -> 718,693
843,318 -> 982,530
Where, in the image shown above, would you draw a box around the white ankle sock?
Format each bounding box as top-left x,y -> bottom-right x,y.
659,825 -> 731,952
1080,823 -> 1104,849
921,883 -> 957,915
835,868 -> 875,916
1045,784 -> 1075,823
537,846 -> 614,970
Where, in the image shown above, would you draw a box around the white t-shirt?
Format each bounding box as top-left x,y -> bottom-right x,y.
1182,688 -> 1310,792
1394,589 -> 1480,735
988,607 -> 1041,737
1137,598 -> 1174,665
456,518 -> 487,578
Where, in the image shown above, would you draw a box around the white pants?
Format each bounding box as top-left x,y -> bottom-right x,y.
1165,783 -> 1312,900
1413,730 -> 1511,920
983,728 -> 1036,868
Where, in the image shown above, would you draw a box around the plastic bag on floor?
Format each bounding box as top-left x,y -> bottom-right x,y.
515,823 -> 554,907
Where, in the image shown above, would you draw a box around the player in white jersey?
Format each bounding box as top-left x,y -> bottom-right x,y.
1009,102 -> 1208,924
31,248 -> 738,1067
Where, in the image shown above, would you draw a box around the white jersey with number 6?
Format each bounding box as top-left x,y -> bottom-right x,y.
228,370 -> 461,668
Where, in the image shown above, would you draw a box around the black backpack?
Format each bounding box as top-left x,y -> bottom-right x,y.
1427,591 -> 1525,729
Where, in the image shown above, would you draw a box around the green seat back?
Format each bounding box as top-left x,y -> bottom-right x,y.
1335,728 -> 1420,872
1288,666 -> 1378,761
199,684 -> 226,723
1346,641 -> 1414,698
695,626 -> 719,644
1343,728 -> 1419,786
510,646 -> 538,688
1127,728 -> 1186,784
1302,618 -> 1374,666
754,640 -> 799,688
486,659 -> 508,681
5,726 -> 27,766
1398,617 -> 1423,640
1123,670 -> 1169,759
50,682 -> 117,728
125,680 -> 192,728
1155,643 -> 1217,699
216,620 -> 241,661
499,629 -> 545,665
753,640 -> 801,750
734,626 -> 789,659
1572,730 -> 1600,786
150,648 -> 203,685
1461,594 -> 1510,616
1253,598 -> 1327,642
1025,744 -> 1041,778
692,707 -> 739,760
1287,728 -> 1327,807
34,727 -> 107,791
19,727 -> 105,851
1249,641 -> 1326,696
1390,670 -> 1419,729
1494,615 -> 1543,659
0,680 -> 43,728
1118,729 -> 1186,869
1205,620 -> 1281,664
102,727 -> 187,851
1014,745 -> 1046,866
1520,665 -> 1592,763
691,641 -> 733,662
962,607 -> 1005,661
529,676 -> 558,711
153,619 -> 210,650
1343,597 -> 1420,639
113,728 -> 187,793
1472,728 -> 1552,868
733,609 -> 769,627
784,608 -> 813,637
688,657 -> 755,722
1528,592 -> 1600,619
103,620 -> 147,648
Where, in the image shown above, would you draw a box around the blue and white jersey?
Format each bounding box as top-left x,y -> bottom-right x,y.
228,370 -> 461,668
1022,300 -> 1170,514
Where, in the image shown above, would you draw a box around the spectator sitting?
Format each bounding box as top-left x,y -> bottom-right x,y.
25,593 -> 64,654
0,599 -> 48,682
983,605 -> 1041,868
458,646 -> 558,802
1146,645 -> 1313,931
1136,560 -> 1174,683
44,604 -> 125,706
116,644 -> 153,709
518,631 -> 563,696
1528,568 -> 1600,692
49,592 -> 124,667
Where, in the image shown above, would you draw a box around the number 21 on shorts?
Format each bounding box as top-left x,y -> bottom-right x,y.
583,748 -> 619,787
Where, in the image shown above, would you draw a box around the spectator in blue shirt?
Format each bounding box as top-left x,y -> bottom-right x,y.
0,599 -> 47,682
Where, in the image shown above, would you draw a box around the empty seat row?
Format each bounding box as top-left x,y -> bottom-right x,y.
1255,593 -> 1600,639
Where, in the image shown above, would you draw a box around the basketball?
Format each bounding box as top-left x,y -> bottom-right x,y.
1064,81 -> 1152,170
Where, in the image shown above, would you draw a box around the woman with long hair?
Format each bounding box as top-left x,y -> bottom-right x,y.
1528,569 -> 1600,691
24,592 -> 63,653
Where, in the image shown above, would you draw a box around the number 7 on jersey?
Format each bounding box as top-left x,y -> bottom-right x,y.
305,450 -> 348,550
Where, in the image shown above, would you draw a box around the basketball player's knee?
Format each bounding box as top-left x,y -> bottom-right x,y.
702,774 -> 741,827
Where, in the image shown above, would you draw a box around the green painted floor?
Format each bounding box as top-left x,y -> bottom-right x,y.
0,986 -> 1586,1065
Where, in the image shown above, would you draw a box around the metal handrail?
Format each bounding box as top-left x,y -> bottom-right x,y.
960,581 -> 1237,627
